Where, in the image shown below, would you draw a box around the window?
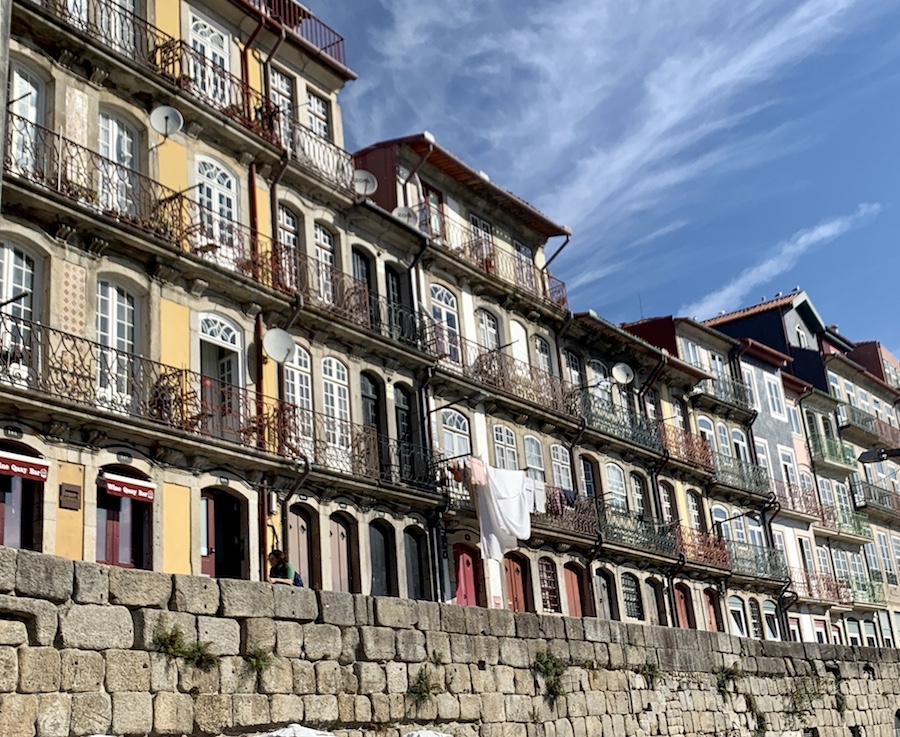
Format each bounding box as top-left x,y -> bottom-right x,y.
712,505 -> 730,539
476,310 -> 500,351
190,15 -> 229,105
891,536 -> 900,574
629,474 -> 647,516
493,426 -> 518,471
672,399 -> 686,429
369,521 -> 397,597
643,389 -> 659,421
819,478 -> 834,507
748,598 -> 763,639
788,405 -> 802,435
441,410 -> 470,458
533,337 -> 552,374
360,373 -> 382,435
697,417 -> 715,451
833,549 -> 849,580
469,214 -> 493,254
682,339 -> 701,367
96,281 -> 136,411
550,445 -> 573,491
269,67 -> 294,149
7,63 -> 44,178
864,543 -> 881,579
605,463 -> 627,510
742,367 -> 758,410
858,388 -> 870,414
196,157 -> 239,269
621,573 -> 644,620
404,527 -> 430,600
878,532 -> 895,583
763,601 -> 780,640
307,90 -> 331,139
394,386 -> 415,480
796,325 -> 808,349
659,482 -> 675,523
98,112 -> 137,214
747,518 -> 765,547
431,285 -> 460,363
731,429 -> 748,461
779,448 -> 798,485
96,467 -> 153,569
687,491 -> 704,531
588,360 -> 612,404
313,223 -> 336,304
199,314 -> 243,439
828,372 -> 842,400
563,350 -> 582,386
514,241 -> 536,291
764,376 -> 786,419
755,440 -> 770,473
278,205 -> 301,251
322,357 -> 351,469
283,344 -> 313,454
728,596 -> 747,637
538,558 -> 561,613
580,458 -> 597,498
524,436 -> 544,481
717,423 -> 731,457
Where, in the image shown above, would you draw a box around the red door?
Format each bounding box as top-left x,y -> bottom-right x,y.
564,564 -> 583,618
705,589 -> 723,632
200,491 -> 216,577
675,584 -> 695,629
454,544 -> 478,606
505,554 -> 529,612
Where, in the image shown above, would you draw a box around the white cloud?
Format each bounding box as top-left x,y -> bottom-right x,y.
680,203 -> 882,320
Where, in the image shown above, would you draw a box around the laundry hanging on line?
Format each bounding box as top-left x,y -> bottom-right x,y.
476,464 -> 531,561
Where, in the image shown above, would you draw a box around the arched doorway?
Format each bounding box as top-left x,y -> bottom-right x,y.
200,487 -> 247,579
674,583 -> 696,629
704,588 -> 724,632
329,513 -> 359,593
369,519 -> 397,597
504,553 -> 533,613
404,527 -> 431,600
0,442 -> 47,551
646,579 -> 668,626
564,562 -> 591,618
287,503 -> 319,589
453,543 -> 485,607
97,465 -> 154,569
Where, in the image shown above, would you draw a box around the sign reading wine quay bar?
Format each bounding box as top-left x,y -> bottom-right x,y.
0,451 -> 50,481
101,472 -> 156,502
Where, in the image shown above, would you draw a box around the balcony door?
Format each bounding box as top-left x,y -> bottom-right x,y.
421,183 -> 444,241
98,112 -> 138,216
283,344 -> 314,458
99,0 -> 138,54
190,16 -> 230,107
0,242 -> 37,387
322,357 -> 351,471
196,158 -> 240,270
96,281 -> 136,414
430,285 -> 459,363
313,224 -> 336,305
199,314 -> 243,442
8,64 -> 43,178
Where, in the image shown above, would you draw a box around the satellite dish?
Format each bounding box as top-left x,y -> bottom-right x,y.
149,105 -> 184,139
392,206 -> 418,227
353,170 -> 378,197
262,328 -> 295,364
611,362 -> 635,385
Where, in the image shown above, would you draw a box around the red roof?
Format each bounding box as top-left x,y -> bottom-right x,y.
703,294 -> 797,327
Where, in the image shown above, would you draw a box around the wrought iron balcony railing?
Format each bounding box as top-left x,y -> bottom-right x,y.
847,575 -> 886,605
436,333 -> 579,416
770,479 -> 822,517
851,478 -> 900,518
598,505 -> 678,557
415,204 -> 567,310
242,0 -> 347,66
660,424 -> 713,469
694,374 -> 753,412
676,526 -> 729,568
280,119 -> 354,190
809,433 -> 856,467
839,404 -> 878,436
819,505 -> 872,539
712,453 -> 770,497
788,567 -> 851,603
583,396 -> 663,452
725,540 -> 788,581
532,488 -> 599,537
875,417 -> 900,448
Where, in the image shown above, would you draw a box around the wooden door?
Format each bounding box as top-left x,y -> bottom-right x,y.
505,554 -> 529,612
675,584 -> 692,629
330,515 -> 352,593
287,505 -> 312,587
705,589 -> 723,632
454,544 -> 477,606
564,564 -> 583,618
200,491 -> 216,577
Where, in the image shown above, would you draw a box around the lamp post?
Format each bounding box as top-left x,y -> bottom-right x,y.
858,448 -> 900,464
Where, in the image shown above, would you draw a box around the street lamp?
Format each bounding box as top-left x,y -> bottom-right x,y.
858,448 -> 900,464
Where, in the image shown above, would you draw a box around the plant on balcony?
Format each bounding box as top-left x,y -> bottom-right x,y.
532,649 -> 568,706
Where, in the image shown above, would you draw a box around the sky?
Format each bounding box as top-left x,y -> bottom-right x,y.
309,1 -> 900,355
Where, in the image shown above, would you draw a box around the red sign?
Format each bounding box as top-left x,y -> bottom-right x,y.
101,473 -> 156,502
0,451 -> 49,481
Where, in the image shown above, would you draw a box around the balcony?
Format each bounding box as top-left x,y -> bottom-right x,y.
436,333 -> 579,417
788,567 -> 851,604
848,575 -> 886,606
597,506 -> 679,558
809,434 -> 857,470
838,404 -> 878,444
851,479 -> 900,521
693,374 -> 753,413
583,396 -> 663,453
532,488 -> 599,538
660,424 -> 713,470
712,453 -> 770,498
416,205 -> 567,310
241,0 -> 347,66
770,479 -> 822,518
818,505 -> 872,540
725,540 -> 788,581
676,526 -> 729,568
874,416 -> 900,448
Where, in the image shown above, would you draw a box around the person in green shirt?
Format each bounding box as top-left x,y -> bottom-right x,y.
267,549 -> 296,585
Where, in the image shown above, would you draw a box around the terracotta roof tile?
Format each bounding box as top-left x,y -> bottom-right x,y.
703,294 -> 797,327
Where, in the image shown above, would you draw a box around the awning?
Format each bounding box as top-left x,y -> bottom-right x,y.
0,450 -> 49,481
100,472 -> 156,502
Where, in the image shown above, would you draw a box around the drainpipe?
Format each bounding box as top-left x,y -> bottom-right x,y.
240,17 -> 266,101
0,0 -> 11,204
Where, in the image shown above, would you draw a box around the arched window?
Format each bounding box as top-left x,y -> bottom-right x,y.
313,223 -> 336,304
605,463 -> 627,510
533,336 -> 552,374
431,285 -> 460,363
732,509 -> 746,542
99,111 -> 138,213
96,280 -> 136,411
697,416 -> 715,451
732,429 -> 749,461
588,360 -> 612,405
563,350 -> 582,386
748,598 -> 763,639
0,241 -> 37,324
538,557 -> 561,613
550,445 -> 573,491
322,357 -> 351,470
97,465 -> 154,569
440,409 -> 470,457
369,520 -> 397,597
717,423 -> 731,457
199,314 -> 243,439
524,436 -> 544,481
659,482 -> 675,523
404,527 -> 430,600
8,63 -> 44,177
621,573 -> 644,620
712,505 -> 730,539
476,309 -> 500,351
687,491 -> 704,531
493,425 -> 518,471
763,600 -> 780,640
728,596 -> 748,637
190,15 -> 230,104
629,473 -> 647,516
196,157 -> 239,268
283,344 -> 313,454
596,568 -> 619,621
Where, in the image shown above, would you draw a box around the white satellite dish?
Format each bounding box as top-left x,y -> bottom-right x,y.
262,328 -> 295,364
149,105 -> 184,139
392,206 -> 418,227
353,170 -> 378,197
611,362 -> 635,385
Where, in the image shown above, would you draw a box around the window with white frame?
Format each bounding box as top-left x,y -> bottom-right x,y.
0,241 -> 36,326
322,357 -> 351,465
431,285 -> 460,363
283,344 -> 313,451
763,600 -> 780,640
819,478 -> 834,507
672,400 -> 685,430
798,537 -> 815,571
717,423 -> 731,457
196,157 -> 239,268
732,513 -> 746,542
773,530 -> 785,551
563,350 -> 583,386
796,325 -> 808,349
550,445 -> 573,491
8,63 -> 44,177
835,482 -> 852,511
190,15 -> 229,105
643,389 -> 659,421
827,372 -> 841,400
476,310 -> 500,351
778,448 -> 798,486
313,223 -> 336,304
698,416 -> 715,451
878,532 -> 895,582
742,367 -> 758,410
269,67 -> 294,148
764,376 -> 786,419
843,380 -> 857,407
659,482 -> 675,523
728,596 -> 747,637
493,425 -> 518,471
533,336 -> 552,374
98,111 -> 137,214
306,89 -> 331,140
864,543 -> 881,579
747,518 -> 765,547
580,457 -> 597,498
524,436 -> 544,482
605,463 -> 627,510
440,409 -> 470,458
858,388 -> 870,413
817,545 -> 832,574
687,491 -> 703,531
755,440 -> 770,473
731,429 -> 749,461
849,550 -> 865,580
712,505 -> 730,539
96,281 -> 136,406
891,536 -> 900,574
629,474 -> 647,516
588,360 -> 612,404
682,339 -> 701,368
788,405 -> 802,435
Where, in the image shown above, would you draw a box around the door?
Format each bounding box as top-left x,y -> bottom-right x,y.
196,159 -> 239,269
287,505 -> 313,588
330,515 -> 352,593
98,113 -> 137,215
8,66 -> 42,177
453,544 -> 480,606
190,17 -> 229,106
504,554 -> 530,612
430,285 -> 460,363
564,564 -> 583,618
422,183 -> 444,241
514,241 -> 536,292
322,358 -> 351,470
100,0 -> 137,55
200,340 -> 241,441
200,491 -> 216,576
704,588 -> 723,632
96,281 -> 135,413
351,249 -> 374,327
200,490 -> 244,579
675,583 -> 695,629
313,224 -> 335,305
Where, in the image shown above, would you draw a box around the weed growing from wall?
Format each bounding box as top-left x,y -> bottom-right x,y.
532,650 -> 568,707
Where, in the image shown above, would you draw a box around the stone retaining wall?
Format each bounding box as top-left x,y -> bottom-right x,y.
0,547 -> 897,736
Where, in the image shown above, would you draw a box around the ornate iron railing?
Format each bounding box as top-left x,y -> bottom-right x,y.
839,404 -> 878,436
725,540 -> 788,581
660,424 -> 713,468
809,434 -> 856,467
436,333 -> 579,416
819,505 -> 872,539
282,119 -> 354,190
789,567 -> 851,603
416,204 -> 568,310
770,479 -> 822,517
847,575 -> 886,605
851,478 -> 900,518
242,0 -> 347,66
583,395 -> 663,452
695,374 -> 753,411
598,505 -> 678,556
712,453 -> 770,496
677,526 -> 729,568
532,488 -> 599,537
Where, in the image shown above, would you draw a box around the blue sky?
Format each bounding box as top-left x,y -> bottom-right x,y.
310,1 -> 900,354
